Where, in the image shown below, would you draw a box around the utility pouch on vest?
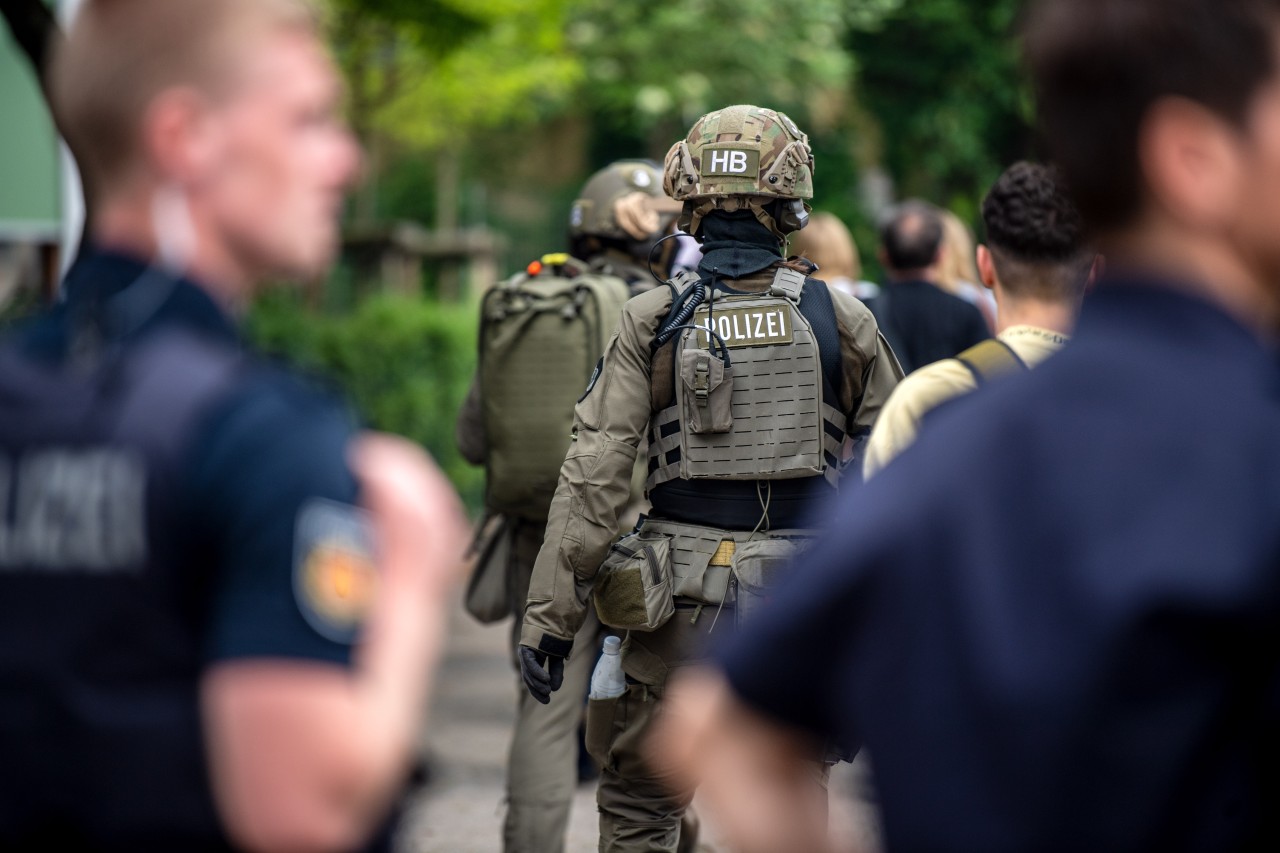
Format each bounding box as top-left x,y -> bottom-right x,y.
680,348 -> 733,434
731,538 -> 809,628
594,532 -> 675,632
463,513 -> 514,624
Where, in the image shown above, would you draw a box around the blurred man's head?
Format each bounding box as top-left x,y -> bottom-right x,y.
977,162 -> 1091,309
51,0 -> 360,292
879,201 -> 944,281
1025,0 -> 1280,317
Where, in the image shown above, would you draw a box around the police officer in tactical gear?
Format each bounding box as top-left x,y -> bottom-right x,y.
456,159 -> 680,853
517,105 -> 902,852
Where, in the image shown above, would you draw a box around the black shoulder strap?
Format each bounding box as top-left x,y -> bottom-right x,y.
796,278 -> 843,409
955,338 -> 1028,387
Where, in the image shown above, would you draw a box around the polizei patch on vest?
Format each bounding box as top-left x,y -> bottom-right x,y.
694,305 -> 793,348
700,147 -> 761,178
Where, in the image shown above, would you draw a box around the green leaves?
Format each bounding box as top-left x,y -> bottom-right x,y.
328,0 -> 580,151
249,290 -> 485,510
849,0 -> 1031,218
571,0 -> 856,135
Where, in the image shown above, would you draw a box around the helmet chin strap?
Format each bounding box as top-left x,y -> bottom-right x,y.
150,184 -> 197,276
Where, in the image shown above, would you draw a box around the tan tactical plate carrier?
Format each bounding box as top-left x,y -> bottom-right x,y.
646,268 -> 847,491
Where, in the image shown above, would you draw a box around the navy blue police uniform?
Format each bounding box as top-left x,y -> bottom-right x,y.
0,247 -> 386,851
715,276 -> 1280,851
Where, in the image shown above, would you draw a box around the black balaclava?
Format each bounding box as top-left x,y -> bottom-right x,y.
696,210 -> 783,280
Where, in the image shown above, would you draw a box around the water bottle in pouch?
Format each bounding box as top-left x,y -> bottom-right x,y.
588,635 -> 626,700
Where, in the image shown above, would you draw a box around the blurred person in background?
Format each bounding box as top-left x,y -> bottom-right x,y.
651,0 -> 1280,849
864,162 -> 1094,476
455,159 -> 680,853
517,104 -> 901,852
937,209 -> 998,332
868,200 -> 989,373
788,211 -> 879,302
0,1 -> 468,850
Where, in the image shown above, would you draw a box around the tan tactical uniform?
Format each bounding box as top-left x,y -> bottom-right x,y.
457,249 -> 658,853
521,263 -> 901,852
863,325 -> 1068,477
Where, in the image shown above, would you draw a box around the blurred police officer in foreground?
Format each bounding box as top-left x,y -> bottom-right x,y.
0,1 -> 468,850
864,162 -> 1095,476
517,104 -> 902,852
455,160 -> 679,853
653,1 -> 1280,850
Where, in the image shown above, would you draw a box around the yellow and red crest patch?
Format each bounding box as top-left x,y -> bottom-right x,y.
300,543 -> 377,631
294,499 -> 378,643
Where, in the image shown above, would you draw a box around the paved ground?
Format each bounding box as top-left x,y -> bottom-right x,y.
396,597 -> 883,852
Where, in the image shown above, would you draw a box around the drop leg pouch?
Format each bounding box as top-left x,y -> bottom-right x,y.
463,513 -> 514,624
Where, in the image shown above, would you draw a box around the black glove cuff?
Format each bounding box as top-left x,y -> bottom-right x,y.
537,635 -> 573,659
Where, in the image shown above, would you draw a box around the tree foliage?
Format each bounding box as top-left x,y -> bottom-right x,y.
568,0 -> 857,141
328,0 -> 1032,232
849,0 -> 1032,219
328,0 -> 580,151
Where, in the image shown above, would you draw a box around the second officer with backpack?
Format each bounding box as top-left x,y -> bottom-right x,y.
456,159 -> 680,853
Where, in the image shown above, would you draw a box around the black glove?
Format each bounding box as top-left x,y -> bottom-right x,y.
519,645 -> 565,705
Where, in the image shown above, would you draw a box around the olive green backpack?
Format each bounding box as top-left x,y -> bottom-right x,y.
478,255 -> 631,521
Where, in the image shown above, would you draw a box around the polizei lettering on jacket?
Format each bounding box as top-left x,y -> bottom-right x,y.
0,449 -> 148,572
694,304 -> 794,349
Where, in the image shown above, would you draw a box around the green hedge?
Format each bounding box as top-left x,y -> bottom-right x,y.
247,291 -> 484,512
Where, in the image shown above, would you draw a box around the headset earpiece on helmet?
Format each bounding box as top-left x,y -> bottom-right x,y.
775,199 -> 811,235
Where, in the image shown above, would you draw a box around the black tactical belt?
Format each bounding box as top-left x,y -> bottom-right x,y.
649,478 -> 828,530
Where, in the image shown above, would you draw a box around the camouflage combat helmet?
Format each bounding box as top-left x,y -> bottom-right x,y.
663,105 -> 814,238
569,160 -> 674,241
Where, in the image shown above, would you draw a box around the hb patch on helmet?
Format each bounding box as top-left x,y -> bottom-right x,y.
702,148 -> 760,179
663,104 -> 813,203
663,104 -> 814,238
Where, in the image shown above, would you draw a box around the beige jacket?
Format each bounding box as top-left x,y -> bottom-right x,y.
863,325 -> 1069,478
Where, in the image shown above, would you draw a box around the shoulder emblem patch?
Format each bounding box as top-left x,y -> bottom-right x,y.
294,499 -> 378,644
579,357 -> 604,403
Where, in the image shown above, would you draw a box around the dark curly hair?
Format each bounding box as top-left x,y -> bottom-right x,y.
982,163 -> 1083,262
981,162 -> 1091,299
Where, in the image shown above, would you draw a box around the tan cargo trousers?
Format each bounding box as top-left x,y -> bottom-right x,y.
585,602 -> 722,853
504,523 -> 605,853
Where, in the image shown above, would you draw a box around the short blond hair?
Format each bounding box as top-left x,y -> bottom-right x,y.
936,210 -> 981,294
51,0 -> 319,194
790,212 -> 862,282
